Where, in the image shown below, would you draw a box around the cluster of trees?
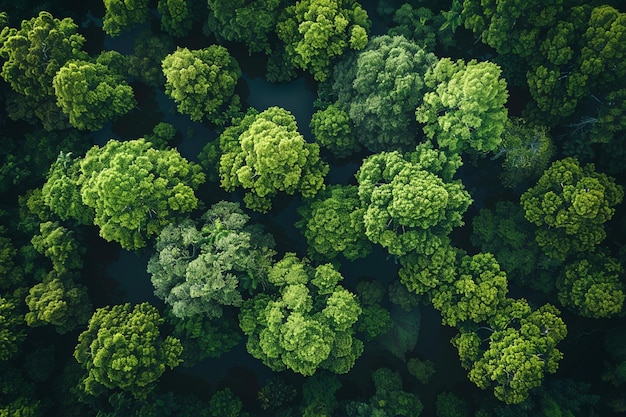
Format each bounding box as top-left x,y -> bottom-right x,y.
0,0 -> 625,416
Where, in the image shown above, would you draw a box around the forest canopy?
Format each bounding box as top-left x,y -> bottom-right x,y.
0,1 -> 625,416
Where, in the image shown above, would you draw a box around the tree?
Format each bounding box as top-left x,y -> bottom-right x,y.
296,185 -> 372,262
41,151 -> 94,226
128,31 -> 175,87
205,0 -> 284,54
398,239 -> 458,296
436,392 -> 470,417
431,253 -> 509,327
53,60 -> 136,131
276,0 -> 371,82
148,201 -> 276,319
25,276 -> 92,334
0,296 -> 26,361
369,367 -> 423,416
102,0 -> 150,37
309,103 -> 360,158
0,11 -> 88,129
30,221 -> 84,275
157,0 -> 194,38
162,46 -> 241,125
491,118 -> 555,189
453,299 -> 567,404
218,107 -> 329,213
416,58 -> 509,154
79,139 -> 205,250
74,303 -> 183,398
471,201 -> 557,293
239,253 -> 363,376
356,142 -> 471,256
520,157 -> 624,261
557,251 -> 625,318
333,35 -> 438,152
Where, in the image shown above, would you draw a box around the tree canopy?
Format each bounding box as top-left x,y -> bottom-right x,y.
162,46 -> 241,125
147,201 -> 276,319
332,34 -> 438,152
239,253 -> 363,376
79,139 -> 205,250
74,303 -> 183,398
218,107 -> 329,213
520,157 -> 624,261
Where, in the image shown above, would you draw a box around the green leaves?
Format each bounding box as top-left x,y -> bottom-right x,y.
239,253 -> 363,376
357,143 -> 471,256
277,0 -> 371,81
53,60 -> 136,131
416,58 -> 509,154
79,139 -> 205,250
520,157 -> 624,260
162,46 -> 241,125
102,0 -> 150,37
218,107 -> 329,213
74,303 -> 183,398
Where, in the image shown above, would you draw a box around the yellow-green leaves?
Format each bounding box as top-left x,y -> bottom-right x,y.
74,303 -> 182,398
162,46 -> 241,125
218,107 -> 328,213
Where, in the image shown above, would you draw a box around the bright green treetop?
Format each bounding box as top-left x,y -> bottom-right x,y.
558,251 -> 625,319
356,142 -> 471,256
416,58 -> 509,154
0,11 -> 87,129
205,0 -> 283,54
239,253 -> 363,376
277,0 -> 370,82
79,139 -> 205,250
102,0 -> 150,37
432,253 -> 509,327
148,201 -> 276,319
219,107 -> 329,213
333,35 -> 437,152
74,303 -> 183,398
162,46 -> 241,125
296,185 -> 372,262
398,239 -> 459,296
25,276 -> 92,335
309,103 -> 360,158
454,299 -> 567,404
520,157 -> 624,261
52,60 -> 136,131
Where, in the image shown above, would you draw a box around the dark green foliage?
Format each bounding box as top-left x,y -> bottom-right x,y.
128,31 -> 175,87
257,376 -> 297,411
471,201 -> 557,293
102,0 -> 150,37
492,118 -> 555,189
436,392 -> 469,417
0,296 -> 26,361
205,0 -> 283,55
370,368 -> 423,416
407,357 -> 436,384
158,0 -> 194,37
333,35 -> 438,152
30,221 -> 84,275
558,251 -> 625,318
300,372 -> 341,416
148,201 -> 276,318
355,281 -> 393,341
74,303 -> 183,398
296,185 -> 372,261
208,388 -> 244,417
520,157 -> 624,261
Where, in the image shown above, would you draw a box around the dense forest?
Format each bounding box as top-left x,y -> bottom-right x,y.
0,0 -> 625,416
